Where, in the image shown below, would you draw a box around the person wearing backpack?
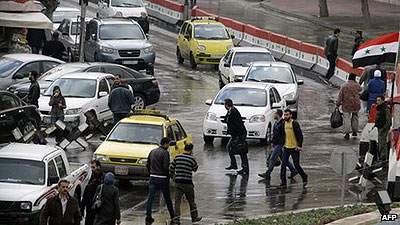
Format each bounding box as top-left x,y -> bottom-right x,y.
375,96 -> 392,161
93,172 -> 121,225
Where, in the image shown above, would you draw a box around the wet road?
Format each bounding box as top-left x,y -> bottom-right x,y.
58,1 -> 369,224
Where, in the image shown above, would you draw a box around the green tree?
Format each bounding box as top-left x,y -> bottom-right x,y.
318,0 -> 329,17
40,0 -> 60,20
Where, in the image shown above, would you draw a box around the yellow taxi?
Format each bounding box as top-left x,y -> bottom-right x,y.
176,17 -> 234,69
93,110 -> 193,179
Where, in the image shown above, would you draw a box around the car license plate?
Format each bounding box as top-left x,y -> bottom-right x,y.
115,166 -> 129,175
43,117 -> 51,124
122,60 -> 138,65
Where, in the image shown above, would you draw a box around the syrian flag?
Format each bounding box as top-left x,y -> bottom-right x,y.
352,32 -> 399,68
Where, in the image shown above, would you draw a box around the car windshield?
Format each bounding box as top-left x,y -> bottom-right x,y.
111,0 -> 144,7
45,78 -> 97,98
39,65 -> 84,81
107,123 -> 162,144
53,10 -> 80,23
246,66 -> 294,84
232,52 -> 275,66
0,158 -> 45,185
99,24 -> 144,40
214,87 -> 267,107
0,57 -> 23,78
194,24 -> 230,40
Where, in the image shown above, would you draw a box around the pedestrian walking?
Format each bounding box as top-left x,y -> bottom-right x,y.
280,109 -> 308,188
108,81 -> 134,124
375,96 -> 392,161
371,63 -> 388,91
359,64 -> 375,90
324,28 -> 340,81
336,73 -> 362,139
40,179 -> 81,225
42,32 -> 65,60
170,143 -> 202,224
367,70 -> 385,112
137,12 -> 149,34
81,169 -> 102,225
351,30 -> 364,56
49,86 -> 66,143
25,70 -> 40,107
26,28 -> 47,54
258,109 -> 297,181
145,137 -> 175,224
93,172 -> 121,225
111,75 -> 121,90
223,98 -> 249,175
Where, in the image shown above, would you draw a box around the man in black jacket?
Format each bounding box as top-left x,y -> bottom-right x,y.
224,99 -> 249,175
137,12 -> 149,34
93,172 -> 121,225
258,109 -> 297,181
280,109 -> 308,188
26,29 -> 47,54
81,169 -> 102,225
145,137 -> 175,224
325,28 -> 340,80
42,32 -> 65,60
26,70 -> 40,107
108,81 -> 134,124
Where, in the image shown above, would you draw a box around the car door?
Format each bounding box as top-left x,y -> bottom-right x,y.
181,24 -> 193,59
42,61 -> 61,77
54,155 -> 68,179
272,87 -> 285,109
171,122 -> 186,155
220,50 -> 233,84
0,93 -> 22,140
165,123 -> 178,161
13,61 -> 41,83
178,22 -> 188,55
267,88 -> 277,123
84,21 -> 98,61
96,78 -> 112,121
47,159 -> 59,188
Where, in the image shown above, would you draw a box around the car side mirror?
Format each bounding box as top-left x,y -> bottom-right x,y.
271,102 -> 281,109
99,136 -> 106,141
48,176 -> 59,186
205,99 -> 212,105
224,62 -> 230,67
297,79 -> 304,85
13,73 -> 25,80
98,91 -> 108,98
230,34 -> 235,39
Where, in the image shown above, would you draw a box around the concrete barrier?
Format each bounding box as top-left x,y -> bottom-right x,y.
296,42 -> 318,70
230,20 -> 245,45
146,0 -> 184,25
281,37 -> 301,65
243,24 -> 263,47
313,46 -> 329,76
269,32 -> 287,60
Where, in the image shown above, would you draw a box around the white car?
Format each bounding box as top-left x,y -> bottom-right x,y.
97,0 -> 147,19
52,7 -> 81,32
218,47 -> 275,88
39,72 -> 115,127
243,61 -> 303,118
203,82 -> 286,145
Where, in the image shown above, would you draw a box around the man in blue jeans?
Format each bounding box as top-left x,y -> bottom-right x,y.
145,137 -> 175,224
258,109 -> 297,181
224,99 -> 249,175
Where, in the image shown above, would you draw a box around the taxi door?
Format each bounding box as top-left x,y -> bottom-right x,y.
165,122 -> 179,161
181,24 -> 193,59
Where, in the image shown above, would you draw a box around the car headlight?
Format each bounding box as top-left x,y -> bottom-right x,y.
227,45 -> 232,50
100,46 -> 114,54
65,108 -> 82,115
283,92 -> 296,100
206,112 -> 217,121
249,114 -> 266,123
20,202 -> 32,211
94,154 -> 108,162
138,158 -> 148,164
198,45 -> 206,51
143,46 -> 154,54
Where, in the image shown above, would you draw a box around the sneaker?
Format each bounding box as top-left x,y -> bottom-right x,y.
303,175 -> 308,188
352,132 -> 358,137
344,133 -> 350,139
225,165 -> 238,170
258,173 -> 270,180
237,169 -> 249,175
288,172 -> 298,179
192,217 -> 202,223
145,216 -> 154,224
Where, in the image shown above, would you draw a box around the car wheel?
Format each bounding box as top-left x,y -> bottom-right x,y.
203,135 -> 214,144
67,48 -> 74,62
133,94 -> 146,110
189,52 -> 197,69
218,74 -> 225,89
260,124 -> 272,145
176,48 -> 184,64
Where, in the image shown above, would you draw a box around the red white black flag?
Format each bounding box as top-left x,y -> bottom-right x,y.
352,32 -> 399,68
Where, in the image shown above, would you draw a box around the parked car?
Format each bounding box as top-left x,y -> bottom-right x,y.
84,17 -> 155,75
218,47 -> 275,88
55,17 -> 93,62
0,54 -> 63,90
0,91 -> 41,143
7,62 -> 160,109
243,61 -> 303,118
38,72 -> 115,127
94,110 -> 193,180
0,143 -> 91,224
203,82 -> 286,145
52,7 -> 80,31
176,18 -> 234,69
97,0 -> 148,19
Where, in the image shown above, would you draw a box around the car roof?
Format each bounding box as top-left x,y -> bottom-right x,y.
53,62 -> 125,69
55,7 -> 80,12
2,54 -> 64,63
0,143 -> 59,161
94,17 -> 139,25
64,17 -> 93,22
231,47 -> 272,53
59,72 -> 114,79
251,61 -> 292,68
223,82 -> 273,90
120,115 -> 177,126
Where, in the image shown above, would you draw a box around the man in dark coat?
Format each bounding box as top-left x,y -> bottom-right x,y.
351,30 -> 364,56
26,70 -> 40,107
108,81 -> 135,124
375,96 -> 392,161
26,29 -> 47,54
367,70 -> 385,112
137,12 -> 149,34
93,172 -> 121,225
325,28 -> 340,80
224,98 -> 249,175
42,32 -> 65,60
81,169 -> 102,225
40,179 -> 81,225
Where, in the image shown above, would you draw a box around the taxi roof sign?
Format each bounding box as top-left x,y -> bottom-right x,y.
191,17 -> 218,22
131,109 -> 169,120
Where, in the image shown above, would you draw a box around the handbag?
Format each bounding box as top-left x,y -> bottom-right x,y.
91,184 -> 103,212
359,88 -> 369,101
330,108 -> 343,128
231,137 -> 248,155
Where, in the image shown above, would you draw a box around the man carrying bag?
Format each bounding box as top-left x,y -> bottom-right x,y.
224,99 -> 249,175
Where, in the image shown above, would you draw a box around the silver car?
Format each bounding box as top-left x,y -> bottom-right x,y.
52,7 -> 80,32
0,54 -> 63,90
83,17 -> 155,75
